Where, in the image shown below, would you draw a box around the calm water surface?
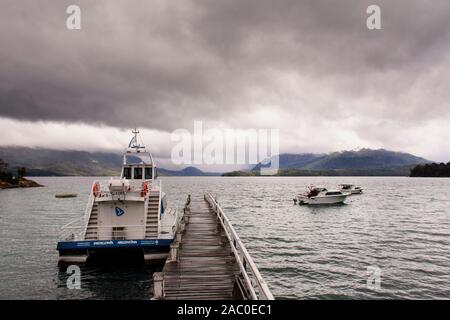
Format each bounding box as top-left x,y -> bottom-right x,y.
1,176 -> 449,299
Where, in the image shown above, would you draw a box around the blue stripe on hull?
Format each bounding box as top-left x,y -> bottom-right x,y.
57,238 -> 173,250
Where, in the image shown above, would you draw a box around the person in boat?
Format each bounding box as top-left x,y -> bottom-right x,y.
307,188 -> 319,198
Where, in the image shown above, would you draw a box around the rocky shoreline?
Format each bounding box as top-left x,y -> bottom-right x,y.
0,177 -> 43,189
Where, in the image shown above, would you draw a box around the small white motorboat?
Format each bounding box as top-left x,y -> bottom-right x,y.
296,186 -> 348,205
339,184 -> 363,195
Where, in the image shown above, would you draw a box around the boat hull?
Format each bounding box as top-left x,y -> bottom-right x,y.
340,187 -> 363,195
57,238 -> 174,265
298,194 -> 347,205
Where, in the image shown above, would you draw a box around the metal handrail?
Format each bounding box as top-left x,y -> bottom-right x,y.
60,215 -> 84,230
88,178 -> 156,198
81,182 -> 96,239
204,192 -> 274,300
157,180 -> 162,234
62,224 -> 149,230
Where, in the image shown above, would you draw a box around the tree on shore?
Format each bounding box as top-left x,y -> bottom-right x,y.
17,167 -> 27,178
0,158 -> 6,173
1,159 -> 42,188
0,158 -> 13,181
410,162 -> 450,177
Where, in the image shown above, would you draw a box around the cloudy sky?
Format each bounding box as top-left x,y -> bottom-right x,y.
1,0 -> 450,166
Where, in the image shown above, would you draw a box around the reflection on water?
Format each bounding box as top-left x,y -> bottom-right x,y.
55,264 -> 157,300
1,176 -> 450,299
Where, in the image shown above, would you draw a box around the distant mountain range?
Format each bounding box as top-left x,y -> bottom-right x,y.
226,149 -> 431,176
0,147 -> 431,177
0,147 -> 219,176
157,166 -> 219,176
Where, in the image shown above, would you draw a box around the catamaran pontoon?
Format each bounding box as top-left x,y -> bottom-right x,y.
57,129 -> 181,264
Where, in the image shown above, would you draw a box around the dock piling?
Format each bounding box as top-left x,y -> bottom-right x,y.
169,242 -> 179,262
153,272 -> 164,299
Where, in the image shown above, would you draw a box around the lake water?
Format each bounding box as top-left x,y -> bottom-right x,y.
1,176 -> 449,299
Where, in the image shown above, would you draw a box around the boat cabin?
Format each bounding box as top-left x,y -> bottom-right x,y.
121,155 -> 157,181
120,129 -> 157,181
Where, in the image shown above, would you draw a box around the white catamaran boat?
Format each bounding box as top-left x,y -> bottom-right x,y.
339,184 -> 363,195
57,129 -> 182,264
297,186 -> 348,205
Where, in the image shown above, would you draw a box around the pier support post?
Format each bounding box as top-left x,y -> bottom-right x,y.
176,230 -> 182,243
180,221 -> 185,233
170,242 -> 179,262
184,195 -> 191,216
216,216 -> 222,232
153,272 -> 164,299
220,234 -> 228,245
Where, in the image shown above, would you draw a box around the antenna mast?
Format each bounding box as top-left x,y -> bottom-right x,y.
132,128 -> 139,151
128,128 -> 145,152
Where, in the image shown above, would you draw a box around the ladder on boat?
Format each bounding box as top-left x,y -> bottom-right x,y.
145,191 -> 160,238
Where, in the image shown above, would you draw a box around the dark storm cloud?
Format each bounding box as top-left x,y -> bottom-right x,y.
1,0 -> 450,131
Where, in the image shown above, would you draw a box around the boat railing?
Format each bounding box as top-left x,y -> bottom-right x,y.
204,192 -> 274,300
157,180 -> 162,234
171,206 -> 182,235
59,224 -> 150,241
59,216 -> 86,241
90,178 -> 158,198
81,182 -> 96,238
164,206 -> 176,215
154,179 -> 161,192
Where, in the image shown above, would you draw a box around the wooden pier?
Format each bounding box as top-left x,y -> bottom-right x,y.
152,193 -> 274,300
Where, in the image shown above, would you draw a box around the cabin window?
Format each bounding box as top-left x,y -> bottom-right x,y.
123,167 -> 132,179
145,167 -> 153,179
326,191 -> 341,196
134,167 -> 143,179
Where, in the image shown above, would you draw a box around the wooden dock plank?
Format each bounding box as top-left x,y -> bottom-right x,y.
161,194 -> 239,300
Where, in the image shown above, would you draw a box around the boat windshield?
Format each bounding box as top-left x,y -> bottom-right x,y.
124,153 -> 153,165
134,167 -> 143,179
145,167 -> 153,179
123,167 -> 132,179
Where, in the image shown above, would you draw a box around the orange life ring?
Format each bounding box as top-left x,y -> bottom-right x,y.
92,183 -> 99,197
141,182 -> 148,197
